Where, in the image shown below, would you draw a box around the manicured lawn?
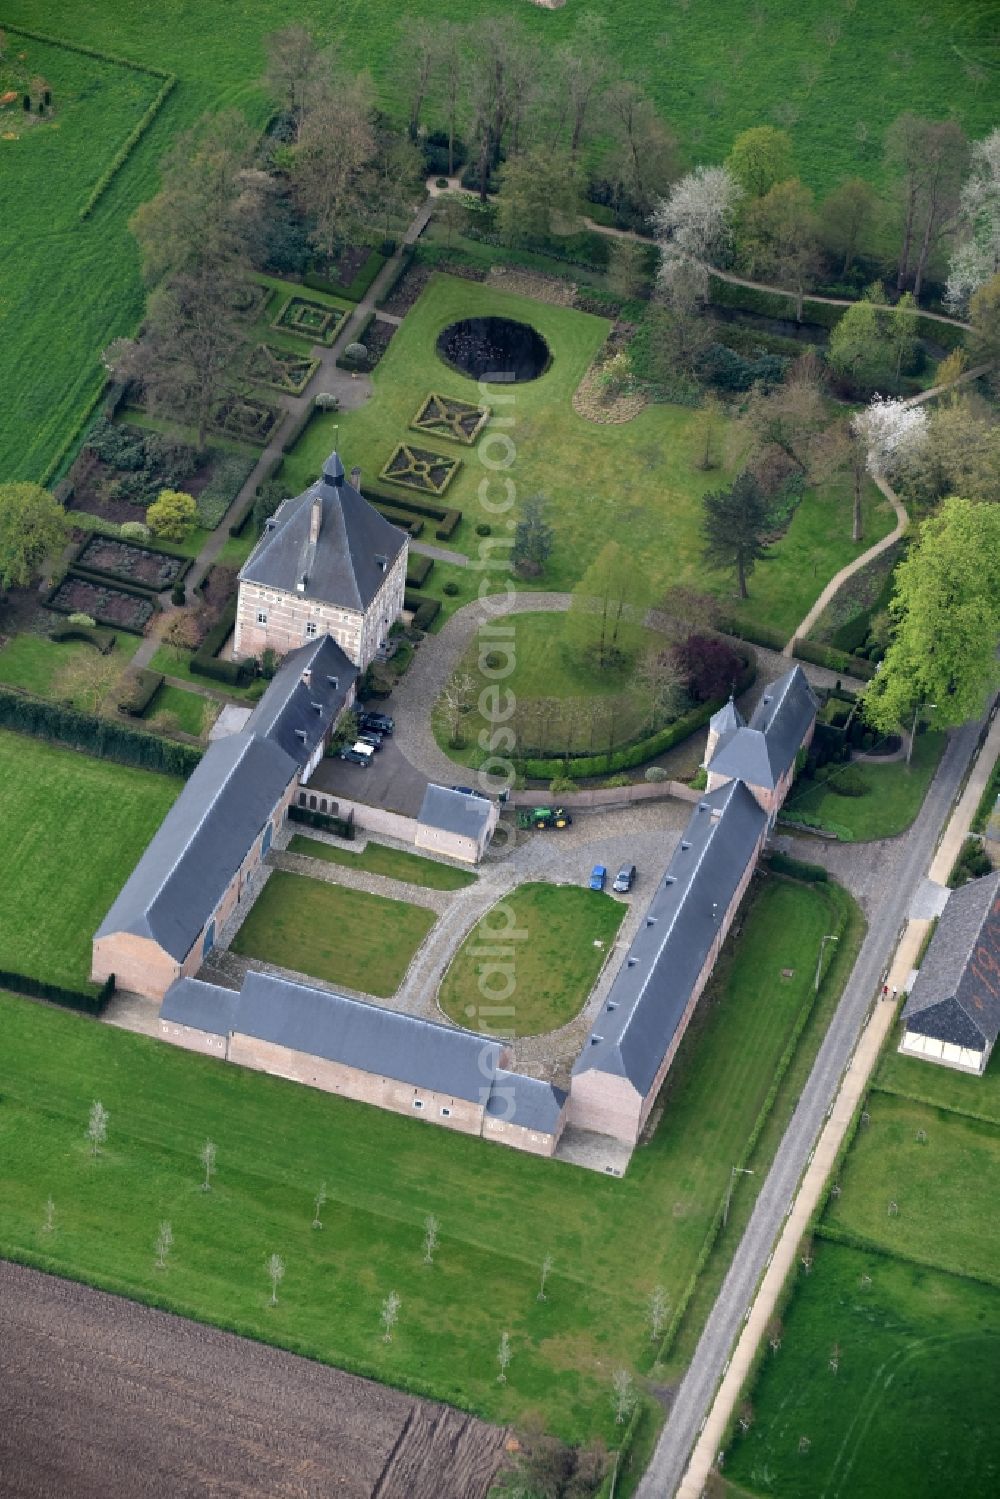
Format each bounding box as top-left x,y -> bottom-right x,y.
0,728 -> 180,989
876,1027 -> 1000,1127
231,869 -> 436,997
0,632 -> 138,703
143,683 -> 216,738
149,643 -> 261,700
284,274 -> 893,638
723,1240 -> 1000,1499
287,834 -> 477,891
0,873 -> 858,1443
438,882 -> 626,1037
782,730 -> 947,841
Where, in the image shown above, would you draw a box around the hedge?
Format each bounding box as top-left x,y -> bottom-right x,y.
3,23 -> 171,76
716,614 -> 788,652
288,803 -> 355,840
0,968 -> 115,1016
80,74 -> 178,220
58,566 -> 166,602
280,396 -> 318,454
406,554 -> 434,588
304,248 -> 386,301
0,687 -> 201,776
374,249 -> 415,309
335,311 -> 375,370
792,637 -> 878,680
369,503 -> 424,537
361,484 -> 462,540
49,624 -> 117,654
403,590 -> 441,630
118,669 -> 164,716
766,851 -> 829,882
707,271 -> 968,350
190,601 -> 255,686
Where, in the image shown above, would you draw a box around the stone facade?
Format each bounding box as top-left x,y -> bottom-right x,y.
234,550 -> 406,670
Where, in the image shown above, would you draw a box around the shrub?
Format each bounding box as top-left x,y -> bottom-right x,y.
380,238 -> 397,257
405,554 -> 433,589
147,489 -> 198,541
476,522 -> 491,536
288,803 -> 355,839
549,774 -> 576,795
767,851 -> 829,882
603,773 -> 631,788
436,176 -> 449,189
119,521 -> 151,541
315,391 -> 339,411
118,669 -> 165,716
443,581 -> 460,597
67,612 -> 96,627
689,766 -> 708,791
817,763 -> 868,797
171,582 -> 186,607
344,341 -> 369,367
404,590 -> 441,630
163,612 -> 202,650
644,766 -> 669,783
949,836 -> 992,888
676,634 -> 744,703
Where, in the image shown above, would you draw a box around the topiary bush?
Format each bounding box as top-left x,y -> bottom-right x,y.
644,766 -> 669,783
67,612 -> 96,627
344,342 -> 369,367
476,522 -> 491,536
443,581 -> 460,597
119,521 -> 151,541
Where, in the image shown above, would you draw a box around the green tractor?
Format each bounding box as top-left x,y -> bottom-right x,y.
517,806 -> 573,830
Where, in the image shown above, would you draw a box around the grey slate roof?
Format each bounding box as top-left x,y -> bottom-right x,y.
95,731 -> 298,962
573,780 -> 767,1095
236,970 -> 503,1103
243,634 -> 356,767
903,871 -> 1000,1051
160,977 -> 240,1037
239,450 -> 407,611
418,784 -> 493,841
486,1070 -> 567,1134
709,695 -> 744,749
708,666 -> 818,790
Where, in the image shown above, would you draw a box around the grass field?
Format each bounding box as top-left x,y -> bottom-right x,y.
0,872 -> 858,1442
876,1029 -> 1000,1127
0,632 -> 138,703
722,1240 -> 1000,1499
438,882 -> 626,1037
0,728 -> 180,989
287,834 -> 477,891
285,273 -> 893,635
231,869 -> 437,997
782,730 -> 947,841
143,683 -> 215,738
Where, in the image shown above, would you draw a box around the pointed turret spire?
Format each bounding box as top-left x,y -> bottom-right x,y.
323,449 -> 345,487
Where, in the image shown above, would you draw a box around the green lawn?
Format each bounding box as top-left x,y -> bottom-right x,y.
0,728 -> 180,989
284,273 -> 893,637
0,631 -> 138,703
875,1027 -> 1000,1127
723,1240 -> 1000,1499
287,834 -> 477,891
438,882 -> 626,1037
231,869 -> 436,997
0,872 -> 858,1443
782,730 -> 947,841
143,683 -> 215,738
149,643 -> 261,700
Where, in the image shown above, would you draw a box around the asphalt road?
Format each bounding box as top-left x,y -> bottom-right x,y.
637,717 -> 982,1498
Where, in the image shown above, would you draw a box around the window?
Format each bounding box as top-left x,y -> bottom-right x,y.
203,920 -> 216,957
412,1099 -> 424,1110
256,610 -> 267,625
440,1107 -> 452,1118
305,621 -> 318,638
262,822 -> 273,856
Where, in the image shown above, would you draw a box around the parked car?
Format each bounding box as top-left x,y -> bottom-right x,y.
359,711 -> 394,735
613,863 -> 637,893
357,731 -> 383,752
589,864 -> 607,891
339,746 -> 371,766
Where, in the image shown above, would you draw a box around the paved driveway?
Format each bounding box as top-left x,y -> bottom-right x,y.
309,734 -> 430,818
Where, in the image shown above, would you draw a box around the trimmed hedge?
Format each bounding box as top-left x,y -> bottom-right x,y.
118,669 -> 164,716
361,483 -> 462,541
0,686 -> 201,776
49,624 -> 117,654
716,614 -> 788,652
767,851 -> 829,882
369,503 -> 424,537
288,803 -> 355,840
80,74 -> 178,220
792,637 -> 878,680
406,554 -> 434,589
0,967 -> 115,1016
374,249 -> 415,309
336,311 -> 376,370
280,396 -> 318,455
403,590 -> 441,630
190,601 -> 255,687
304,248 -> 386,301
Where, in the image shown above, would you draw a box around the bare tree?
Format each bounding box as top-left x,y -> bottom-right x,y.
552,16 -> 607,157
465,17 -> 533,202
737,1400 -> 754,1433
691,392 -> 725,471
497,1329 -> 512,1383
53,649 -> 123,717
767,1316 -> 783,1352
436,22 -> 467,178
395,18 -> 437,140
423,1213 -> 440,1266
312,1183 -> 327,1230
263,25 -> 329,126
155,1221 -> 173,1270
612,1368 -> 637,1424
437,669 -> 477,747
292,77 -> 377,256
636,645 -> 683,730
829,1342 -> 840,1374
648,1285 -> 669,1342
42,1197 -> 56,1235
537,1253 -> 554,1302
200,1139 -> 217,1192
602,81 -> 678,221
381,1290 -> 401,1342
886,114 -> 969,298
86,1100 -> 108,1157
267,1252 -> 285,1305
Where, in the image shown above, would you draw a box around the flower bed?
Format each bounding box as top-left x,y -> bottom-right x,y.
272,296 -> 345,345
379,442 -> 461,497
247,341 -> 320,395
48,576 -> 155,633
76,536 -> 186,589
211,396 -> 281,445
411,392 -> 490,446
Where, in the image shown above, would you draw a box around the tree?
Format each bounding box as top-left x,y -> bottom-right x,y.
52,649 -> 122,717
465,17 -> 533,202
155,1220 -> 173,1270
606,238 -> 648,301
86,1100 -> 108,1157
690,392 -> 724,471
853,396 -> 929,491
437,669 -> 476,747
292,76 -> 376,255
636,644 -> 684,729
263,25 -> 328,125
312,1183 -> 327,1230
901,396 -> 1000,510
493,1419 -> 607,1499
653,165 -> 742,296
436,22 -> 466,178
648,1285 -> 668,1342
601,81 -> 678,221
366,129 -> 423,239
740,357 -> 827,480
863,497 -> 1000,732
701,471 -> 772,599
552,17 -> 607,158
395,17 -> 437,140
267,1252 -> 285,1306
537,1253 -> 554,1302
0,482 -> 68,592
512,494 -> 555,578
496,147 -> 583,245
654,585 -> 719,644
969,273 -> 1000,378
497,1329 -> 512,1383
946,129 -> 1000,313
564,541 -> 650,669
147,489 -> 198,542
611,1368 -> 637,1425
829,286 -> 919,394
200,1139 -> 216,1192
381,1289 -> 401,1342
885,114 -> 968,298
675,634 -> 744,702
422,1213 -> 440,1266
738,178 -> 820,320
818,177 -> 878,277
726,126 -> 793,199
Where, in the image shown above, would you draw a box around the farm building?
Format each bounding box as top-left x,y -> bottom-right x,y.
900,870 -> 1000,1075
415,785 -> 499,864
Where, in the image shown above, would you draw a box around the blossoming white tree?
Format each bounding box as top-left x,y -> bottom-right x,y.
652,164 -> 743,297
946,129 -> 1000,314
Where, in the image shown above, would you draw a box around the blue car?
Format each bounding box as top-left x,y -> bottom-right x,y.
589,864 -> 607,892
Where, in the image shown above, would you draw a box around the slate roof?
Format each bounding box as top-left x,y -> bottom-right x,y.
235,971 -> 503,1103
243,634 -> 356,767
239,450 -> 407,611
95,731 -> 298,962
160,977 -> 241,1036
708,666 -> 818,790
902,871 -> 1000,1051
486,1070 -> 567,1134
573,780 -> 767,1095
418,784 -> 494,842
708,695 -> 744,751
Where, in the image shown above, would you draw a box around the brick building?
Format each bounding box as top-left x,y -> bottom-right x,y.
900,870 -> 1000,1075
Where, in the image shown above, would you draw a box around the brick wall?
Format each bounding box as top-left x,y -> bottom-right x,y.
297,787 -> 420,844
91,932 -> 180,1002
482,1113 -> 563,1157
234,551 -> 407,670
159,1018 -> 228,1059
566,1069 -> 644,1142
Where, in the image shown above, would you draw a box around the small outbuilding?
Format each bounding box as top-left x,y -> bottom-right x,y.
414,784 -> 498,864
900,871 -> 1000,1075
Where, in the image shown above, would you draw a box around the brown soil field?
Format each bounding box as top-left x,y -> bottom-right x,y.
0,1260 -> 506,1499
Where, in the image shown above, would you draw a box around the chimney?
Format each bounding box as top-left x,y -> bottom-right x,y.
350,465 -> 362,490
309,494 -> 322,544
